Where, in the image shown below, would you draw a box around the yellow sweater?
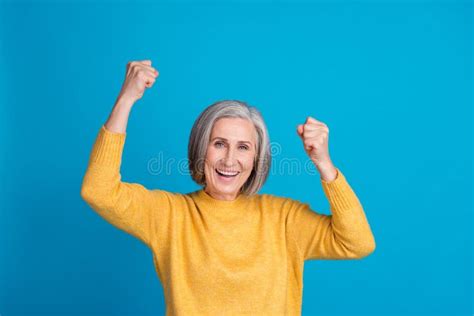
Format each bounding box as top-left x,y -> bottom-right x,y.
81,125 -> 376,316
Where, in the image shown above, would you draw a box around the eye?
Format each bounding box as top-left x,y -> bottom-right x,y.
214,141 -> 249,150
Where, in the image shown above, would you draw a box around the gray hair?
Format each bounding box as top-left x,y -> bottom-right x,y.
188,100 -> 271,196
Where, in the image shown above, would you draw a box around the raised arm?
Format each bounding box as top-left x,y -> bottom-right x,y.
80,60 -> 170,248
286,169 -> 376,261
287,116 -> 376,260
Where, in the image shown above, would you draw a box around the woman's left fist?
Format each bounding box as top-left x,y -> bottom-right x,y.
297,116 -> 332,167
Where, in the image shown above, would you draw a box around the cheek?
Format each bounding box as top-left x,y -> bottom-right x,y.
243,155 -> 255,171
205,148 -> 218,163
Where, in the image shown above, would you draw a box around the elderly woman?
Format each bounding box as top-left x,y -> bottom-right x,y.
81,60 -> 376,315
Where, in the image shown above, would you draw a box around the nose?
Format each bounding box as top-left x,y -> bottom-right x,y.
223,147 -> 237,166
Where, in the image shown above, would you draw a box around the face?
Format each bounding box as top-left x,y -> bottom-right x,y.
204,117 -> 258,201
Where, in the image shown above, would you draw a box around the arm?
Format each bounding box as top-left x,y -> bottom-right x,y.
80,122 -> 160,247
104,95 -> 134,134
286,168 -> 376,261
80,60 -> 170,247
292,116 -> 375,260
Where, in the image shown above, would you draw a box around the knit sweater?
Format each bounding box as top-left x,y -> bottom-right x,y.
80,125 -> 376,316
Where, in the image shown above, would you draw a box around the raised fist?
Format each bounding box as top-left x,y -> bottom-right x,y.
117,59 -> 159,104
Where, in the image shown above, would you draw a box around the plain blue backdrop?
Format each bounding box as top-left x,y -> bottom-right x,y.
0,0 -> 472,315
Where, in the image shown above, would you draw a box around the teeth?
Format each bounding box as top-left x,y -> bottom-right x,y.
217,169 -> 239,176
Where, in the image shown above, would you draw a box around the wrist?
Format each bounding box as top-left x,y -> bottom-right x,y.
115,94 -> 135,110
315,160 -> 337,182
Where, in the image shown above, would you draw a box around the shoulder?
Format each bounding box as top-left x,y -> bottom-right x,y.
150,189 -> 190,206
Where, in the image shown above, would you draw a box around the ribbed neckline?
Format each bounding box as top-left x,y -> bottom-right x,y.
193,189 -> 252,210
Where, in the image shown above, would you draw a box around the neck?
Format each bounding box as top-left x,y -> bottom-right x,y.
204,187 -> 240,201
195,188 -> 251,210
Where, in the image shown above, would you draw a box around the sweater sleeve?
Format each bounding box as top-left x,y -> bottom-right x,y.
80,125 -> 172,248
286,168 -> 376,261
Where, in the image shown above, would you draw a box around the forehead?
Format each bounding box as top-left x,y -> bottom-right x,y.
210,117 -> 257,143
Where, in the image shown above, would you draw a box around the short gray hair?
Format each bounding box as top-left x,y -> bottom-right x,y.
188,100 -> 271,196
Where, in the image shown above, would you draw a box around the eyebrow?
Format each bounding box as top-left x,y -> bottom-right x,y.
211,137 -> 253,146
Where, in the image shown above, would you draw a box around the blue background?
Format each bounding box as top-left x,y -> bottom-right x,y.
0,0 -> 472,315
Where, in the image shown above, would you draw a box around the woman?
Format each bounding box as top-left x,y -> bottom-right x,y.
81,59 -> 376,315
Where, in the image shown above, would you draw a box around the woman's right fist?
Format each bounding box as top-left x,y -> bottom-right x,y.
117,60 -> 159,104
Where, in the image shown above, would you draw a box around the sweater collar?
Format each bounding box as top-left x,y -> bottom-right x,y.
193,188 -> 251,210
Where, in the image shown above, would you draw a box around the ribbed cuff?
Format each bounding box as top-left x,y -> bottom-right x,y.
321,168 -> 362,211
88,125 -> 127,170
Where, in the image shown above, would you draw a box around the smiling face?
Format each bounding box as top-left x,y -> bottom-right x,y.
204,117 -> 258,201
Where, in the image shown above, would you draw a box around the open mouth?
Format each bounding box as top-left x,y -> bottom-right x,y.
215,169 -> 240,178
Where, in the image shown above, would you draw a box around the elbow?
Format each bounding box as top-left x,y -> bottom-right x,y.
336,235 -> 376,259
80,177 -> 116,210
80,169 -> 118,209
354,237 -> 376,258
80,183 -> 94,203
81,176 -> 100,204
80,171 -> 94,202
80,183 -> 111,212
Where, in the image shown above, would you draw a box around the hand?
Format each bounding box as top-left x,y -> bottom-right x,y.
117,59 -> 159,105
297,116 -> 337,181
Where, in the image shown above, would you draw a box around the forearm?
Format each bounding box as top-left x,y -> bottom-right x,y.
314,159 -> 338,182
105,95 -> 135,134
321,170 -> 376,258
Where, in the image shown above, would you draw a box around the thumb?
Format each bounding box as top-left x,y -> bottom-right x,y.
296,124 -> 304,138
140,60 -> 152,66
